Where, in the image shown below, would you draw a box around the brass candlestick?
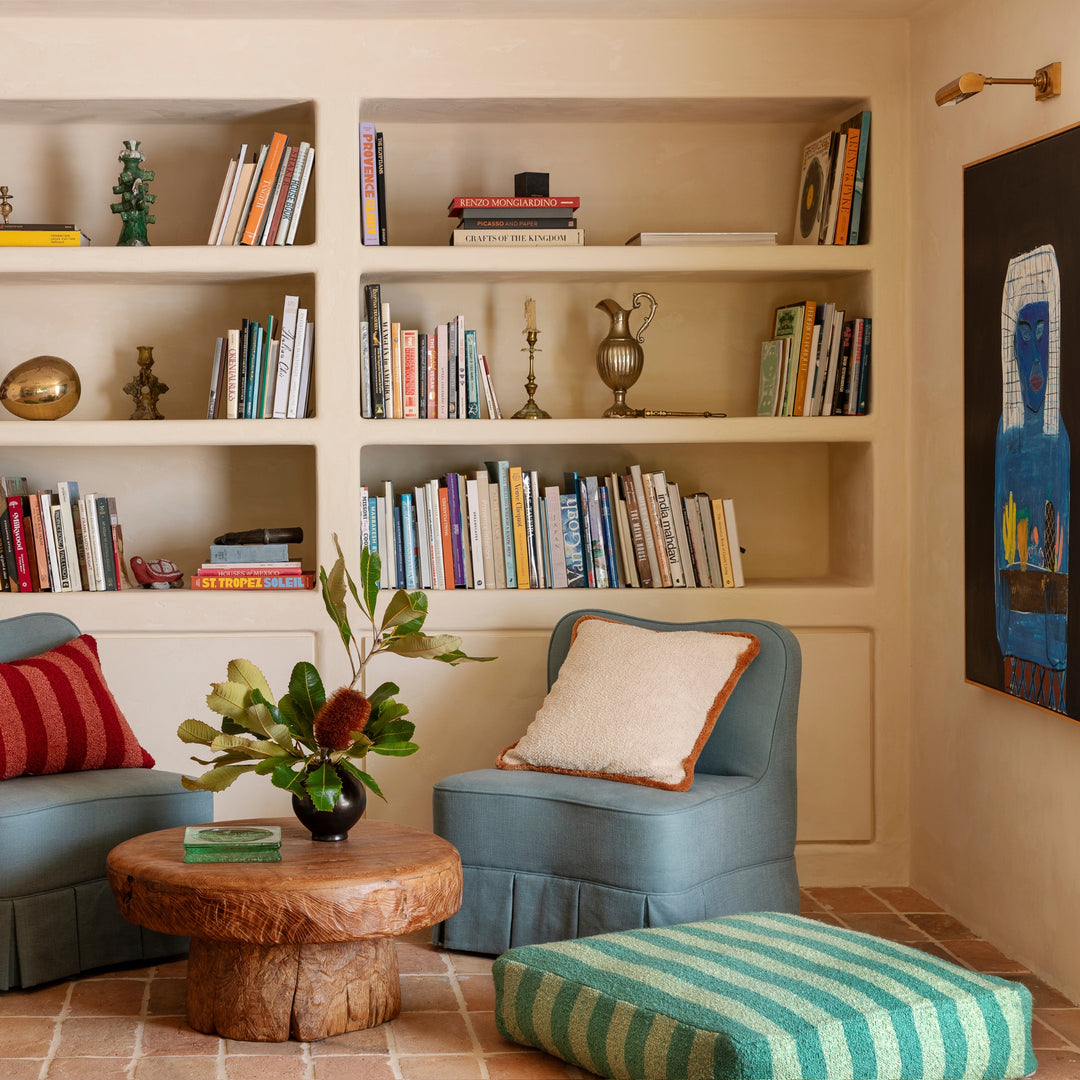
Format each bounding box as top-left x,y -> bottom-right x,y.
0,187 -> 13,226
512,298 -> 550,419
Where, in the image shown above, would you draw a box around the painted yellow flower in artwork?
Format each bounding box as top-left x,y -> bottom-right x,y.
1002,491 -> 1017,565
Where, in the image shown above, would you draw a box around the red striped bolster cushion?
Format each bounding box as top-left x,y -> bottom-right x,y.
0,634 -> 154,780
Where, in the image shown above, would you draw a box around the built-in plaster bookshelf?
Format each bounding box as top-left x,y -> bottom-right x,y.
0,14 -> 908,883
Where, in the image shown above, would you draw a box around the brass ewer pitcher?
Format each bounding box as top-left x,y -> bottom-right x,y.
594,292 -> 658,417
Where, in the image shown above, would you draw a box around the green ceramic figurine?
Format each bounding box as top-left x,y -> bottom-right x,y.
110,139 -> 155,246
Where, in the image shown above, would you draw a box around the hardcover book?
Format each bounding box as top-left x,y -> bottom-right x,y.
793,131 -> 834,245
450,228 -> 584,246
183,824 -> 282,863
360,121 -> 380,245
448,196 -> 580,215
559,493 -> 586,588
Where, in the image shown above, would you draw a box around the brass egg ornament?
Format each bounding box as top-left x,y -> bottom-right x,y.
0,356 -> 82,420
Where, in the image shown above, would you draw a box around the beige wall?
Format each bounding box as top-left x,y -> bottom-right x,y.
910,0 -> 1080,1003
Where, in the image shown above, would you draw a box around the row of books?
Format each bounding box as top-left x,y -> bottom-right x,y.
359,121 -> 388,246
793,110 -> 870,247
362,462 -> 745,593
189,540 -> 314,591
0,223 -> 90,247
207,132 -> 314,247
207,293 -> 314,419
757,300 -> 871,417
362,284 -> 501,420
448,195 -> 585,247
0,476 -> 127,593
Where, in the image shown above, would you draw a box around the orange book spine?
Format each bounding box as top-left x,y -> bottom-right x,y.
833,128 -> 861,248
792,301 -> 817,417
241,132 -> 288,245
438,485 -> 456,589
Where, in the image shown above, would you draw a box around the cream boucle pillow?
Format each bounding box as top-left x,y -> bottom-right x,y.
496,616 -> 759,790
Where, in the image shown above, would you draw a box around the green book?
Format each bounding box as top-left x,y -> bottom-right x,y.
183,825 -> 282,862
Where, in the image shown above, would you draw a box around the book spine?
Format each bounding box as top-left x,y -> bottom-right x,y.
273,294 -> 301,419
258,319 -> 276,418
583,476 -> 608,588
96,496 -> 118,590
508,466 -> 531,589
208,154 -> 238,244
380,302 -> 394,419
597,483 -> 621,588
360,121 -> 379,246
474,472 -> 496,588
426,330 -> 439,419
627,465 -> 661,586
652,474 -> 683,587
412,484 -> 431,588
284,145 -> 315,246
225,328 -> 241,420
466,478 -> 486,588
791,302 -> 817,417
39,494 -> 61,591
0,506 -> 12,591
487,461 -> 516,588
426,481 -> 443,588
442,473 -> 465,588
191,572 -> 315,590
846,318 -> 867,416
241,132 -> 287,245
683,496 -> 712,587
559,494 -> 586,588
611,477 -> 639,588
365,284 -> 385,419
437,484 -> 455,590
24,490 -> 49,591
711,499 -> 736,588
51,501 -> 73,591
480,353 -> 501,418
455,316 -> 467,421
856,317 -> 872,415
668,481 -> 696,588
7,496 -> 34,592
275,142 -> 309,246
450,228 -> 585,246
400,492 -> 418,589
722,498 -> 745,587
210,543 -> 291,563
639,471 -> 671,587
417,333 -> 428,419
263,144 -> 299,245
848,113 -> 871,245
0,230 -> 87,246
402,328 -> 419,419
375,130 -> 388,245
457,217 -> 577,229
464,328 -> 481,419
544,485 -> 567,588
833,128 -> 861,248
449,196 -> 580,211
619,474 -> 653,587
286,308 -> 309,418
523,471 -> 541,588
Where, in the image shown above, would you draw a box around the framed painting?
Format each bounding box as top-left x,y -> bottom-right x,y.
964,122 -> 1080,721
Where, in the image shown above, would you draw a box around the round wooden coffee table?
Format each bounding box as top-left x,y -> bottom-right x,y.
106,817 -> 462,1042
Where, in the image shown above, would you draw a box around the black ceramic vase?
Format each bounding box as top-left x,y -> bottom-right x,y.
291,765 -> 366,842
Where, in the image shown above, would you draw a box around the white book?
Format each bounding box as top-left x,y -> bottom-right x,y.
276,142 -> 310,246
668,481 -> 696,588
529,470 -> 545,589
628,464 -> 662,587
479,353 -> 501,418
466,478 -> 486,588
451,228 -> 585,246
49,500 -> 73,591
55,481 -> 82,592
436,323 -> 450,419
286,308 -> 308,418
360,320 -> 372,419
225,327 -> 241,420
232,143 -> 267,245
82,491 -> 106,591
375,493 -> 390,589
802,321 -> 822,417
208,155 -> 238,245
651,471 -> 684,587
722,498 -> 745,587
284,146 -> 315,246
213,143 -> 248,244
427,479 -> 444,589
414,484 -> 432,589
382,480 -> 396,588
360,485 -> 370,551
486,474 -> 506,589
272,294 -> 300,418
544,485 -> 568,588
822,308 -> 847,416
475,470 -> 497,588
380,301 -> 394,418
455,315 -> 467,420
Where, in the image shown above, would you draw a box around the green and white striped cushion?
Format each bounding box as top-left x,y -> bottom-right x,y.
492,912 -> 1036,1080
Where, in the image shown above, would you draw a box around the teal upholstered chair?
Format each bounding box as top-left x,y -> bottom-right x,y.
0,612 -> 213,989
433,610 -> 801,955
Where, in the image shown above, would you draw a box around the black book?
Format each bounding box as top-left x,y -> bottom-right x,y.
457,217 -> 577,229
364,282 -> 385,418
375,130 -> 388,245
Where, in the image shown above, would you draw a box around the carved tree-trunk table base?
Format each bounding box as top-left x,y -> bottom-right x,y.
107,818 -> 461,1043
187,936 -> 400,1041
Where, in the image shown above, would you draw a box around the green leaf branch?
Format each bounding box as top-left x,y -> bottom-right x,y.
178,537 -> 495,808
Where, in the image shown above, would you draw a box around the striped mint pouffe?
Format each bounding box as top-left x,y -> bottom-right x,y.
492,912 -> 1036,1080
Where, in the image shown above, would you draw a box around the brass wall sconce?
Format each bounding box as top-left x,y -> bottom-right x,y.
935,61 -> 1061,106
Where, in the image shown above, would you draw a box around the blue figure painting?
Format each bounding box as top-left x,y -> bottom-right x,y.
994,244 -> 1069,712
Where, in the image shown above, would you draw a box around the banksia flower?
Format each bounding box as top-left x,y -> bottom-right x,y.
313,688 -> 371,751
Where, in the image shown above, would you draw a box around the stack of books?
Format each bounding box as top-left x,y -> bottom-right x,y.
0,476 -> 128,593
448,195 -> 583,247
757,299 -> 871,417
206,293 -> 314,419
190,538 -> 314,591
359,121 -> 388,245
362,462 -> 744,593
0,223 -> 90,246
792,110 -> 871,246
183,825 -> 282,863
207,132 -> 314,246
361,284 -> 501,419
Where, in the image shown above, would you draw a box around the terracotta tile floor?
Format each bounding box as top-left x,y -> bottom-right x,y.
2,886 -> 1078,1078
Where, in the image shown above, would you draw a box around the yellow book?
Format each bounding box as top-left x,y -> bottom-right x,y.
711,499 -> 736,588
0,230 -> 88,246
508,466 -> 531,589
